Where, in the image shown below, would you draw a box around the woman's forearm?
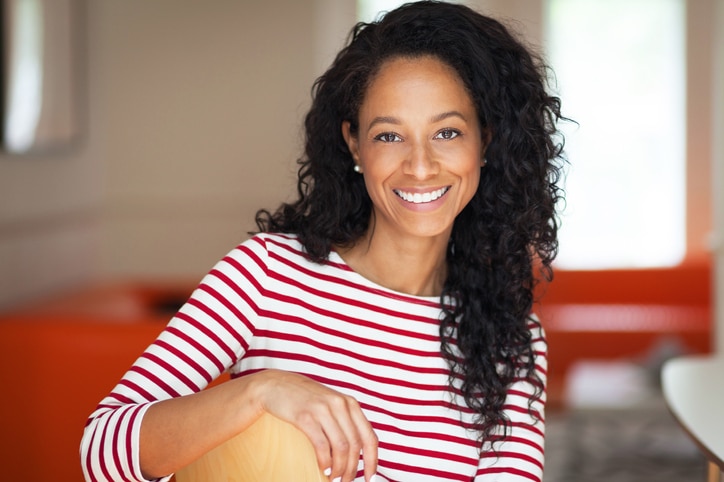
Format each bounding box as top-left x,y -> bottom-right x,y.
139,373 -> 264,479
140,369 -> 377,482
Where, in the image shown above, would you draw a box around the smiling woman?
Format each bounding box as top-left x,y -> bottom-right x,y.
80,2 -> 565,481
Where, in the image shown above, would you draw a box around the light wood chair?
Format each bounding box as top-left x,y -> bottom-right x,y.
707,462 -> 723,482
175,412 -> 328,482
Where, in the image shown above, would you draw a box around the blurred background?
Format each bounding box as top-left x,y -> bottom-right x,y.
0,0 -> 722,481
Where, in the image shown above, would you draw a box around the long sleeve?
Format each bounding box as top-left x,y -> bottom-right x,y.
79,237 -> 270,482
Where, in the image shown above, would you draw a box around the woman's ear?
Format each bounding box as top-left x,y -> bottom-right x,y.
480,128 -> 493,163
341,121 -> 360,162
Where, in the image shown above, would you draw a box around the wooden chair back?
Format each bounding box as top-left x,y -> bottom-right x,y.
175,412 -> 327,482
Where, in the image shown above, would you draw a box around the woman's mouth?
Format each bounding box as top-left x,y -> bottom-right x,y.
393,186 -> 450,204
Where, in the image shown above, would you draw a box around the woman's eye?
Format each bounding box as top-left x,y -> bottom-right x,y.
435,129 -> 460,140
374,132 -> 402,143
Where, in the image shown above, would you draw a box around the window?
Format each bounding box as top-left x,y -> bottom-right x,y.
545,0 -> 686,269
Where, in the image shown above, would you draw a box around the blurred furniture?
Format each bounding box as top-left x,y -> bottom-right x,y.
537,264 -> 713,407
175,412 -> 327,482
0,281 -> 196,482
662,355 -> 724,482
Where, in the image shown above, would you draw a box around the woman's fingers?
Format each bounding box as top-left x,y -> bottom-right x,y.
331,396 -> 378,482
254,370 -> 378,481
314,395 -> 368,481
352,406 -> 378,482
326,397 -> 361,481
295,410 -> 336,477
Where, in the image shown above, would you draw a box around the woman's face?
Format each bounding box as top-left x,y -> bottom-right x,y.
342,55 -> 487,243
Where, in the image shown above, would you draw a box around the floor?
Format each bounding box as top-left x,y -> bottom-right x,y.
543,360 -> 709,482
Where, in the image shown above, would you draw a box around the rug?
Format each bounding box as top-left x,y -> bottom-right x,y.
543,395 -> 708,481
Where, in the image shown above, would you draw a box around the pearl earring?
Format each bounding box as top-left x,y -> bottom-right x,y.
353,165 -> 362,173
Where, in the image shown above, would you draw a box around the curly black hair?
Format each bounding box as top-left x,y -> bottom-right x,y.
256,0 -> 565,445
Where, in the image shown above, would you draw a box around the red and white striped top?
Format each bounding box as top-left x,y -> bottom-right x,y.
80,233 -> 547,482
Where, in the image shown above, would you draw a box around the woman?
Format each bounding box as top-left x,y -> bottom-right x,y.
81,2 -> 564,481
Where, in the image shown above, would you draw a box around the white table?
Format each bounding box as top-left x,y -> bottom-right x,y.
662,355 -> 724,482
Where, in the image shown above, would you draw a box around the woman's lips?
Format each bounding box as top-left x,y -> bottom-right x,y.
393,186 -> 450,204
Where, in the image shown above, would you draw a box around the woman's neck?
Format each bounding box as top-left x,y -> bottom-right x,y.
336,229 -> 449,297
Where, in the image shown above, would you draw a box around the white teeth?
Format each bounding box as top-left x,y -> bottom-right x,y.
394,187 -> 449,204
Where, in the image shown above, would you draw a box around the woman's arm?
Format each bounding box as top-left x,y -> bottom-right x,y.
82,363 -> 376,482
137,372 -> 264,479
80,237 -> 377,482
139,369 -> 377,481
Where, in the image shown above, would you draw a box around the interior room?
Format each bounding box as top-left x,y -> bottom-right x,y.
0,1 -> 722,481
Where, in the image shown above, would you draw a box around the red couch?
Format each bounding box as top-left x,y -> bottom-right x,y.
536,264 -> 713,406
0,282 -> 195,481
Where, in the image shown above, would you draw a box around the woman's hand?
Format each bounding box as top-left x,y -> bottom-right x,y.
248,369 -> 378,482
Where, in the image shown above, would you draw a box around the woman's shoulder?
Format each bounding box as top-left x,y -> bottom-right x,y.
238,232 -> 306,257
236,232 -> 325,272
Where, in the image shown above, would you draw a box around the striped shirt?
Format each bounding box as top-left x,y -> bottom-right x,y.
80,233 -> 547,482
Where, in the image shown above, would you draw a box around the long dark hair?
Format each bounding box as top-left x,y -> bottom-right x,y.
256,0 -> 565,444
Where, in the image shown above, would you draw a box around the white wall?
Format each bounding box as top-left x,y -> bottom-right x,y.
95,1 -> 321,280
472,0 -> 543,43
0,1 -> 346,309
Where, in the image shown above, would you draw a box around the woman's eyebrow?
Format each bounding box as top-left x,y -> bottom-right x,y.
367,116 -> 401,130
430,110 -> 467,123
367,111 -> 468,130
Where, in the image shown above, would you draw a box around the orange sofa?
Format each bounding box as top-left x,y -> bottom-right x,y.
536,264 -> 713,406
0,282 -> 195,482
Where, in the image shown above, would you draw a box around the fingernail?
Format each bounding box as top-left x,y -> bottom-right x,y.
370,475 -> 378,482
323,467 -> 332,476
332,478 -> 342,482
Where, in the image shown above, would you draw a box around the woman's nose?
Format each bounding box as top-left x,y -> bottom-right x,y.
403,141 -> 439,179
